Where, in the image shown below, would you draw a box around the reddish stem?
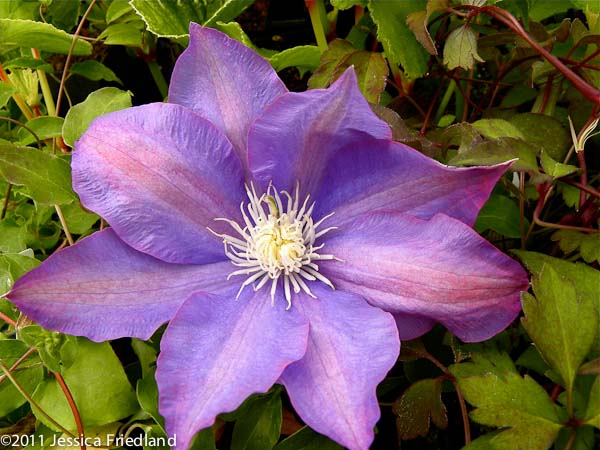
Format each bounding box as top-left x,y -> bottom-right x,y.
55,373 -> 86,450
0,311 -> 16,327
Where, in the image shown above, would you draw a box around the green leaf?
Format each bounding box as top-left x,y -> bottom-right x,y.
0,82 -> 17,108
551,230 -> 600,263
0,0 -> 39,20
62,87 -> 132,147
308,39 -> 388,102
69,60 -> 122,84
17,116 -> 65,146
0,252 -> 39,296
46,0 -> 81,32
472,119 -> 525,140
106,0 -> 135,24
529,0 -> 575,21
449,137 -> 538,171
331,0 -> 367,10
368,0 -> 429,79
269,46 -> 322,73
540,151 -> 578,178
33,338 -> 138,430
406,0 -> 448,56
0,19 -> 92,55
584,375 -> 600,429
3,56 -> 54,72
0,143 -> 76,204
450,367 -> 562,450
0,220 -> 28,253
137,368 -> 164,429
579,358 -> 600,376
474,194 -> 528,238
204,0 -> 255,27
393,378 -> 448,439
59,202 -> 99,235
215,21 -> 258,49
513,251 -> 600,312
508,113 -> 571,160
130,0 -> 253,38
231,392 -> 282,450
130,0 -> 204,37
18,325 -> 78,373
98,21 -> 145,47
443,25 -> 484,70
521,265 -> 598,396
0,339 -> 44,416
273,426 -> 343,450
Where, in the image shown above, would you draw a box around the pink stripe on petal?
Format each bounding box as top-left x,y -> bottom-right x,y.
8,229 -> 234,342
281,287 -> 399,450
321,211 -> 528,342
248,68 -> 392,195
73,103 -> 245,265
169,24 -> 287,168
156,289 -> 308,450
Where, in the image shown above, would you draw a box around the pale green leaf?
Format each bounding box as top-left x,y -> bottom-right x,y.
521,265 -> 598,394
540,151 -> 579,178
0,143 -> 76,204
584,376 -> 600,429
551,229 -> 600,263
472,118 -> 525,140
17,116 -> 64,146
368,0 -> 429,79
0,19 -> 92,55
63,87 -> 132,147
443,25 -> 484,70
0,252 -> 40,296
0,340 -> 44,416
450,367 -> 562,450
33,338 -> 138,430
69,60 -> 122,84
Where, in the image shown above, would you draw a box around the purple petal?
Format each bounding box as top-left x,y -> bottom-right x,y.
393,313 -> 436,340
280,286 -> 399,450
169,24 -> 287,166
313,138 -> 510,227
320,211 -> 529,342
156,289 -> 308,450
7,229 -> 234,342
248,68 -> 392,194
73,102 -> 245,265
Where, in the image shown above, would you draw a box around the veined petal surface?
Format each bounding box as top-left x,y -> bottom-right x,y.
169,24 -> 287,166
7,230 -> 234,342
156,289 -> 308,450
313,138 -> 510,226
248,68 -> 392,195
280,286 -> 399,450
321,211 -> 528,342
73,102 -> 244,265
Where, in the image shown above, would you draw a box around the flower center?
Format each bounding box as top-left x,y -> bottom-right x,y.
209,183 -> 340,309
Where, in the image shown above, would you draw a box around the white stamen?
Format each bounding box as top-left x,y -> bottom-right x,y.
209,182 -> 339,309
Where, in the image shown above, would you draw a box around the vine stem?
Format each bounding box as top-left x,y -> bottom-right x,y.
1,184 -> 12,220
55,373 -> 86,450
31,48 -> 56,116
306,0 -> 329,52
55,204 -> 74,246
54,0 -> 97,117
0,310 -> 16,327
0,359 -> 77,437
407,345 -> 471,446
0,347 -> 36,385
466,5 -> 600,104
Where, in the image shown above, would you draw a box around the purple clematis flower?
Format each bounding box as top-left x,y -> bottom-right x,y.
8,25 -> 528,450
